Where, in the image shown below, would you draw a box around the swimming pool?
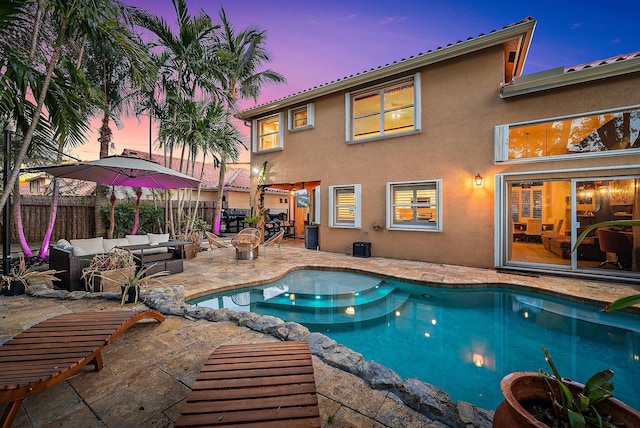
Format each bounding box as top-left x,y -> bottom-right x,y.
189,270 -> 640,410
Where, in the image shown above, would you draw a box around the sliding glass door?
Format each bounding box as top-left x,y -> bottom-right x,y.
505,176 -> 639,276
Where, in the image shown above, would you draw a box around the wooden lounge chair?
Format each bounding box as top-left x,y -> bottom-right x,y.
176,341 -> 321,427
0,309 -> 165,427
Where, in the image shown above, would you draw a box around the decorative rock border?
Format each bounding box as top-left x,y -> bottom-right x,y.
27,284 -> 493,428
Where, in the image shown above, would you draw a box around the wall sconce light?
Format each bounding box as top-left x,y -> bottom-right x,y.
474,173 -> 483,186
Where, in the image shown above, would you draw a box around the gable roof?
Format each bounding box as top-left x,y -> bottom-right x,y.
500,50 -> 640,97
238,17 -> 536,119
121,149 -> 249,191
120,149 -> 285,194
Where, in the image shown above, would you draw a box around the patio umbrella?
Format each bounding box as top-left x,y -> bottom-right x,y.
38,155 -> 200,189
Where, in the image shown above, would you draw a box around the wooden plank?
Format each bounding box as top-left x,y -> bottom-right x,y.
176,341 -> 320,428
0,310 -> 164,428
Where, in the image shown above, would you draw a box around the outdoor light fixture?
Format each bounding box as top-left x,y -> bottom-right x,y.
474,173 -> 483,186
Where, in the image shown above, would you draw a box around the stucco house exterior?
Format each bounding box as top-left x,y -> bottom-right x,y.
238,17 -> 640,282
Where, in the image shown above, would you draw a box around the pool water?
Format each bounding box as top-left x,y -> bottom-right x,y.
189,270 -> 640,410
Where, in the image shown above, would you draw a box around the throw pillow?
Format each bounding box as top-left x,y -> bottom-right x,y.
148,233 -> 170,245
126,234 -> 150,245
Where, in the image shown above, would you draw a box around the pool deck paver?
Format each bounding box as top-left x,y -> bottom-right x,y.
1,238 -> 638,427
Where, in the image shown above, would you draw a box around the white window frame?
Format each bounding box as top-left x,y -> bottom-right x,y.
288,103 -> 314,131
253,113 -> 284,153
494,104 -> 640,163
328,184 -> 361,228
386,179 -> 442,232
345,73 -> 421,143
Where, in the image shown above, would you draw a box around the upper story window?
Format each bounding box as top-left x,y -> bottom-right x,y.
346,73 -> 421,143
29,181 -> 41,193
386,180 -> 441,231
253,113 -> 283,152
288,104 -> 314,131
495,106 -> 640,162
328,184 -> 361,228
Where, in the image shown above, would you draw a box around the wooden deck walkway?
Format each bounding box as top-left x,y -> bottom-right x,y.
0,309 -> 165,428
176,341 -> 321,427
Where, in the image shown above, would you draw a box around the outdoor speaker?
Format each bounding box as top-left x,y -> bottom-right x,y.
353,242 -> 371,258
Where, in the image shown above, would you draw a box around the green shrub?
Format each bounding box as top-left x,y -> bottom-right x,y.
101,202 -> 164,237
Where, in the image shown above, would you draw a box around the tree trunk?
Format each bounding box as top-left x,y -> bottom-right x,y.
213,159 -> 226,234
38,178 -> 60,258
131,188 -> 142,235
12,178 -> 32,257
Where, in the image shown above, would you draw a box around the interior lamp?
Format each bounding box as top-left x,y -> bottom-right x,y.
474,173 -> 483,186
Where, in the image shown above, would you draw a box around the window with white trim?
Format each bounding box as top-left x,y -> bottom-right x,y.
253,113 -> 283,152
495,106 -> 640,162
387,180 -> 441,231
328,184 -> 361,228
288,104 -> 314,131
346,73 -> 420,142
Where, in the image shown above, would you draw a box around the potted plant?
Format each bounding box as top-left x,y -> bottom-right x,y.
244,215 -> 262,228
117,263 -> 169,306
494,347 -> 640,427
178,231 -> 203,259
93,262 -> 169,306
81,248 -> 137,293
1,257 -> 61,295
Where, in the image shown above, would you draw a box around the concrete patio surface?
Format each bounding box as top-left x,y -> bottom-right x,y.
1,237 -> 638,427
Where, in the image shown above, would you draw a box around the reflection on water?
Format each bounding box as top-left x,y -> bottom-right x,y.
190,271 -> 640,410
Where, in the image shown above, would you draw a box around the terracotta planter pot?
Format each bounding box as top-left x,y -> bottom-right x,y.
493,372 -> 640,427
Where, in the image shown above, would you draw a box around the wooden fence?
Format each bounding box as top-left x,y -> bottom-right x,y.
11,196 -> 218,244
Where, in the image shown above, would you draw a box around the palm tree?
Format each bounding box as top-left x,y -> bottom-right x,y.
0,0 -> 150,214
210,7 -> 285,234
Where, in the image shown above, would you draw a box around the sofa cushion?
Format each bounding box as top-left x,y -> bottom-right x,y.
148,233 -> 170,245
103,238 -> 120,252
130,247 -> 169,256
70,237 -> 104,255
126,234 -> 150,245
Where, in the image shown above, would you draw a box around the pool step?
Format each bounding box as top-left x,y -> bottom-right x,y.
261,281 -> 396,309
256,288 -> 409,325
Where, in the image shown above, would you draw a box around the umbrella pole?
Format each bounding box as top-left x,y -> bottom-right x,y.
109,188 -> 116,239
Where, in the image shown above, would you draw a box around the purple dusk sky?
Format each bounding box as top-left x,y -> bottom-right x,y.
78,0 -> 639,161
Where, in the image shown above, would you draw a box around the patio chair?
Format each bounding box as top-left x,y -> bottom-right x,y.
262,229 -> 285,258
238,227 -> 261,240
283,220 -> 295,239
204,232 -> 232,262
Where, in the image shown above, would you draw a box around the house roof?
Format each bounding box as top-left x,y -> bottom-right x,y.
500,50 -> 640,97
237,17 -> 536,120
121,149 -> 286,194
121,149 -> 248,191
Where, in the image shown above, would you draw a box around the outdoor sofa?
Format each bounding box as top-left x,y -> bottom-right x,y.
49,233 -> 180,291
